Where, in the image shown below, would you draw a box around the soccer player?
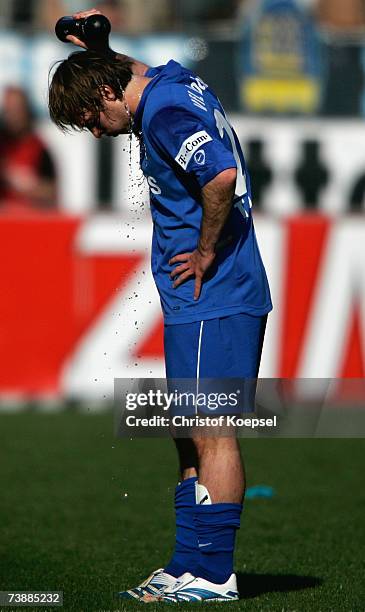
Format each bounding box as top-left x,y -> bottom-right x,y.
48,9 -> 272,603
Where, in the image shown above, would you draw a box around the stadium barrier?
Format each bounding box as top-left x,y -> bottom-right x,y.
0,213 -> 363,401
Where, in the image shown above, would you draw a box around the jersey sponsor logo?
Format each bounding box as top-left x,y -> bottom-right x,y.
175,131 -> 212,169
194,149 -> 206,165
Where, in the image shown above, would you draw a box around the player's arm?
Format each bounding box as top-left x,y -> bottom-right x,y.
170,169 -> 237,300
199,168 -> 237,256
150,105 -> 238,299
66,8 -> 150,75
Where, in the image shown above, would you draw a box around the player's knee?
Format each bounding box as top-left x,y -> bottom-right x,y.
191,436 -> 221,457
192,435 -> 239,458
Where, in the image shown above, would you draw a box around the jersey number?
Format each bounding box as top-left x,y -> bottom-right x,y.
214,109 -> 252,219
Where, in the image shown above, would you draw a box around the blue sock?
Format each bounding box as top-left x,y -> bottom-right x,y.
164,477 -> 199,577
195,502 -> 242,584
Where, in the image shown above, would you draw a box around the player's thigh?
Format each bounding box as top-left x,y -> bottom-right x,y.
164,313 -> 267,378
199,313 -> 267,378
164,320 -> 202,378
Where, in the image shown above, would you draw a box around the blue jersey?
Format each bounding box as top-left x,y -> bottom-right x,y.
133,60 -> 272,324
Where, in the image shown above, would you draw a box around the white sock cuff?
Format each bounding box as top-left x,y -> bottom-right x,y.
195,482 -> 212,505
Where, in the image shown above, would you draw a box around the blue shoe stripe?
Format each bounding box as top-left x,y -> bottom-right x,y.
164,586 -> 238,602
226,590 -> 239,598
118,570 -> 175,601
180,587 -> 225,598
144,585 -> 162,594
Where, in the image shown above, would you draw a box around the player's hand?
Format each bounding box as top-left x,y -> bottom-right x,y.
65,8 -> 102,48
169,249 -> 215,300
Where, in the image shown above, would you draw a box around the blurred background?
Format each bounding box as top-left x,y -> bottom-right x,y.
0,0 -> 364,404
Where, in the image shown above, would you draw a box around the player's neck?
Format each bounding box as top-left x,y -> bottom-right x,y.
115,54 -> 150,77
124,76 -> 153,116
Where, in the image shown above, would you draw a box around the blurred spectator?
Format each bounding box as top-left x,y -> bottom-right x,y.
173,0 -> 238,27
316,0 -> 365,115
123,0 -> 173,32
37,0 -> 170,34
0,86 -> 57,211
317,0 -> 365,33
0,0 -> 36,29
296,0 -> 317,10
237,0 -> 322,115
39,0 -> 127,32
95,0 -> 126,30
38,0 -> 98,32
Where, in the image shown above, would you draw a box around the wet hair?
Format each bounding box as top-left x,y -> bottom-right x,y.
48,50 -> 133,132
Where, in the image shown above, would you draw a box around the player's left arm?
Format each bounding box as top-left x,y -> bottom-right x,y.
170,167 -> 236,300
151,105 -> 238,299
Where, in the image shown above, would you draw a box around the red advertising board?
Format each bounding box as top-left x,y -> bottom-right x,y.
0,214 -> 363,399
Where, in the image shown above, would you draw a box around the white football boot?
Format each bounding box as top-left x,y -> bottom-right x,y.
118,568 -> 178,600
157,571 -> 239,603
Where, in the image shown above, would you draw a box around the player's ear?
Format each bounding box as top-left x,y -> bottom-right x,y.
100,84 -> 117,101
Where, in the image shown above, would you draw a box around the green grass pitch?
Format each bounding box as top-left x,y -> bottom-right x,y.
0,411 -> 364,611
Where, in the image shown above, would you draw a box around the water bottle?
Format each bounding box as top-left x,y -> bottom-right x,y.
55,14 -> 115,55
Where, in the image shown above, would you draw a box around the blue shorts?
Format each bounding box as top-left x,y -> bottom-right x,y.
164,313 -> 267,379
